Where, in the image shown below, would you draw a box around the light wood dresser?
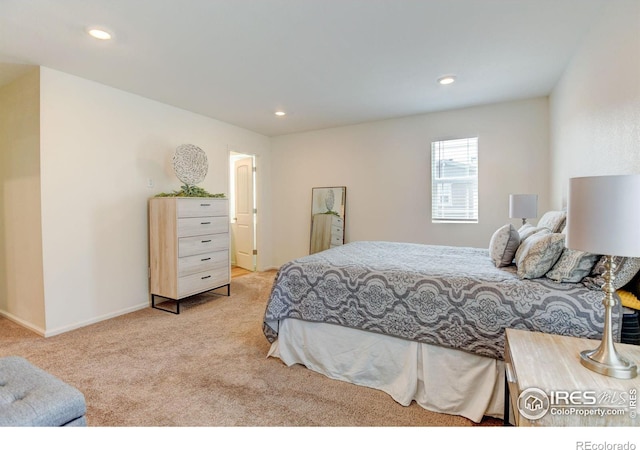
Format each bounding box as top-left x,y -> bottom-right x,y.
505,328 -> 640,426
148,197 -> 230,313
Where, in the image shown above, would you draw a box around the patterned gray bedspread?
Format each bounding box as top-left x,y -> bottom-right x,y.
263,241 -> 621,360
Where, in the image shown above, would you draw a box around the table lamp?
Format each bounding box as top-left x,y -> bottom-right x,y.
566,174 -> 640,379
509,194 -> 538,225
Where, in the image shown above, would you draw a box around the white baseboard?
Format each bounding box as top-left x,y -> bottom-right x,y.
1,302 -> 149,338
0,310 -> 46,336
43,302 -> 149,337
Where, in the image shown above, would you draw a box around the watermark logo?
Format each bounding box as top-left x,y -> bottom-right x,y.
517,387 -> 550,420
516,387 -> 637,421
576,442 -> 636,450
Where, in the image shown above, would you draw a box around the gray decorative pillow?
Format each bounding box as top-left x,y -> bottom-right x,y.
489,224 -> 520,267
515,233 -> 565,279
517,224 -> 550,242
546,248 -> 601,283
582,256 -> 640,290
537,210 -> 567,233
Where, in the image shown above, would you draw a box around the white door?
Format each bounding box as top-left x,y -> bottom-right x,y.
233,156 -> 255,271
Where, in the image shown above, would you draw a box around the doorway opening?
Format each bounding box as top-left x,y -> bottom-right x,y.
229,151 -> 257,274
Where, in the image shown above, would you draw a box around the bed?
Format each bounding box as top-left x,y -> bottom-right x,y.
262,223 -> 634,422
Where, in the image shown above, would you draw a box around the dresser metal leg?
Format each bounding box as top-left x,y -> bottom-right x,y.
151,284 -> 230,314
151,294 -> 180,314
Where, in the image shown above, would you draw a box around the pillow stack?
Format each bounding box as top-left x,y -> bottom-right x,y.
487,209 -> 632,285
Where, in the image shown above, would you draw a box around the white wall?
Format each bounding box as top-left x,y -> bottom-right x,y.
0,68 -> 46,332
550,0 -> 640,207
270,97 -> 550,266
37,67 -> 271,335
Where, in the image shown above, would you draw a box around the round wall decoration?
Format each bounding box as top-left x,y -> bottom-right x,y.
172,144 -> 208,186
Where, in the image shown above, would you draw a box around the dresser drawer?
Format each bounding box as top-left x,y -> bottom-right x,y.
330,233 -> 343,246
178,233 -> 229,257
178,250 -> 228,277
177,216 -> 228,237
177,199 -> 228,218
178,266 -> 229,299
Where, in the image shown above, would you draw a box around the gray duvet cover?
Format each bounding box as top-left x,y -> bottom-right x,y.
263,241 -> 620,360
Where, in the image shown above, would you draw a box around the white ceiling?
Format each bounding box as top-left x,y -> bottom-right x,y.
0,0 -> 606,137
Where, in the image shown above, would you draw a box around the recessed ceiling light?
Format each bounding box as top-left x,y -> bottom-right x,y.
438,75 -> 456,85
88,28 -> 112,40
275,111 -> 286,117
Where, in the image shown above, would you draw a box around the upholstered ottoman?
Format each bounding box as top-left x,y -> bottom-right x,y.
0,356 -> 87,426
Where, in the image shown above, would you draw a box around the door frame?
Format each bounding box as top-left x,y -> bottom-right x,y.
229,150 -> 257,271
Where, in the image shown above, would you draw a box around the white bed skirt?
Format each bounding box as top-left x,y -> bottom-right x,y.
267,318 -> 505,423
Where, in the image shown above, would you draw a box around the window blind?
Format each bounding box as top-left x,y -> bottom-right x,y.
431,137 -> 478,223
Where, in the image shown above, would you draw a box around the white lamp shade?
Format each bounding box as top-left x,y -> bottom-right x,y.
509,194 -> 538,219
566,175 -> 640,257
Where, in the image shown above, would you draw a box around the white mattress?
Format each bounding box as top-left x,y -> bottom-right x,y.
268,318 -> 505,423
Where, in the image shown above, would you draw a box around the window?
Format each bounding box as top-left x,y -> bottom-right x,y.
431,137 -> 478,223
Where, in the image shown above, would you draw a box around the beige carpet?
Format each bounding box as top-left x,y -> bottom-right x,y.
0,270 -> 502,427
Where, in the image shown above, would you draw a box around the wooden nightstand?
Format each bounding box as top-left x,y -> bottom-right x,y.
504,328 -> 640,426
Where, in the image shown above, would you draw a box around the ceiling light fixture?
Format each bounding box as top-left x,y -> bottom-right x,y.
275,111 -> 286,117
87,28 -> 112,40
438,75 -> 456,85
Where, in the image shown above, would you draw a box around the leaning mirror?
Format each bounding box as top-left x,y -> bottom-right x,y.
310,187 -> 346,254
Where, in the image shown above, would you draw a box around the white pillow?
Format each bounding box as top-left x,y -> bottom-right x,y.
489,224 -> 520,268
515,233 -> 565,279
537,210 -> 567,233
517,223 -> 550,242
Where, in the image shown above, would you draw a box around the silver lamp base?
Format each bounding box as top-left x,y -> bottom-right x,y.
580,255 -> 638,379
580,348 -> 638,379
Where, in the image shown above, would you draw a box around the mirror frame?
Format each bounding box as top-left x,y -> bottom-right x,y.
309,186 -> 346,254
